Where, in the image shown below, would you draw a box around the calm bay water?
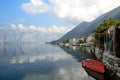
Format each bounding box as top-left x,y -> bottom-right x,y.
0,42 -> 97,80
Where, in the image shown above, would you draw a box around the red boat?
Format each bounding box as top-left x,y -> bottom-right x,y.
82,59 -> 104,74
83,66 -> 104,80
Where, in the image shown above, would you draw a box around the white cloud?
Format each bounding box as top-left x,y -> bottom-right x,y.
29,25 -> 38,30
10,24 -> 69,33
10,24 -> 17,29
21,0 -> 120,24
18,24 -> 27,30
21,0 -> 49,14
10,24 -> 70,42
50,0 -> 120,24
48,25 -> 68,33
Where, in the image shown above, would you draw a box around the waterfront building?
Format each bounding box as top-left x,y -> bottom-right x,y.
93,25 -> 120,78
102,25 -> 120,78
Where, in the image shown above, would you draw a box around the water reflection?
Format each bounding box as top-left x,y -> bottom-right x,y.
59,46 -> 93,62
60,46 -> 106,80
9,53 -> 70,64
0,42 -> 63,57
0,42 -> 96,80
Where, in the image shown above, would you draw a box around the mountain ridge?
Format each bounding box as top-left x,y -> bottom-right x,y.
55,6 -> 120,42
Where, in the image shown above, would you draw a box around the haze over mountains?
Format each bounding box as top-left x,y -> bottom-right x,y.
0,6 -> 120,43
57,6 -> 120,42
0,27 -> 63,43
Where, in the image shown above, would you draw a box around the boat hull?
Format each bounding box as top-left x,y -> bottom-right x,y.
83,66 -> 104,80
82,59 -> 104,74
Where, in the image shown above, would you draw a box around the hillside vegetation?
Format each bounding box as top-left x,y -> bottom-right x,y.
93,18 -> 120,33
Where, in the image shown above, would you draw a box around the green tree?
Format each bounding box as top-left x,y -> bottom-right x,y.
79,40 -> 85,44
93,18 -> 120,33
63,39 -> 69,43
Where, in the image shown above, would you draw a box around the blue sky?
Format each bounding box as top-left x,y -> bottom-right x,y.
0,0 -> 69,28
0,0 -> 120,41
0,0 -> 120,28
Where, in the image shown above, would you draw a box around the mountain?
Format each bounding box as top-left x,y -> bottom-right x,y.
58,21 -> 89,41
0,27 -> 62,43
57,6 -> 120,42
0,28 -> 41,43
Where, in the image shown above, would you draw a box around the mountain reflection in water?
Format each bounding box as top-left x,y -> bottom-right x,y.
0,42 -> 96,80
59,46 -> 93,62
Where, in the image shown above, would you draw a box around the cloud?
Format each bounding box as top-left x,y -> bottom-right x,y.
10,24 -> 69,42
10,24 -> 17,28
18,24 -> 27,30
21,0 -> 120,24
21,0 -> 49,14
50,0 -> 120,24
10,24 -> 69,33
48,25 -> 69,33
